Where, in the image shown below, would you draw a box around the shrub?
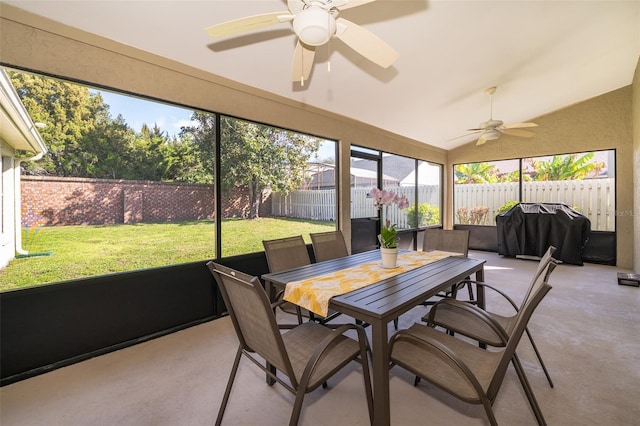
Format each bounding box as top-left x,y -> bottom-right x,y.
457,206 -> 490,225
496,200 -> 520,216
406,203 -> 440,228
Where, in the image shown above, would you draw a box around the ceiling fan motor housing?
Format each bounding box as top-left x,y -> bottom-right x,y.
293,6 -> 337,46
480,119 -> 504,130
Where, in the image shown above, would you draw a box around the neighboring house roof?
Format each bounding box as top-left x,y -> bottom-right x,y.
352,157 -> 439,186
304,162 -> 398,189
0,68 -> 47,155
352,157 -> 413,183
401,164 -> 441,186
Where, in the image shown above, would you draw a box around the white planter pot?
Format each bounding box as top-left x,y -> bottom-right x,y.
380,247 -> 399,269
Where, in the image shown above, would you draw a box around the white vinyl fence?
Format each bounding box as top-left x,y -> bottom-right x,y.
454,178 -> 614,231
271,185 -> 440,228
271,189 -> 338,222
270,178 -> 615,231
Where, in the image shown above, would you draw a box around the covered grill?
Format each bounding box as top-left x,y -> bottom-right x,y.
497,202 -> 591,265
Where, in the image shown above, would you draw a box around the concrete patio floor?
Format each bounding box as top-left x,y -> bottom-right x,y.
1,250 -> 639,425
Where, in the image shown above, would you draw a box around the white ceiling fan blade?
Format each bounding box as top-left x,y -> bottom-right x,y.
205,12 -> 294,38
447,130 -> 481,142
503,122 -> 538,129
292,40 -> 316,83
335,18 -> 399,68
501,128 -> 536,138
337,0 -> 377,11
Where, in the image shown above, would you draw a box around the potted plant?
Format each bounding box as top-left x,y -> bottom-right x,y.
370,187 -> 409,268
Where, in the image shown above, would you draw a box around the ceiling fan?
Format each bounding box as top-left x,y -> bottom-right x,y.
467,86 -> 538,146
204,0 -> 399,86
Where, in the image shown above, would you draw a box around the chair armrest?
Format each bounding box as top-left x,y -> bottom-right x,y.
389,330 -> 486,398
270,298 -> 287,310
457,279 -> 520,311
298,324 -> 369,389
271,297 -> 304,330
426,298 -> 509,343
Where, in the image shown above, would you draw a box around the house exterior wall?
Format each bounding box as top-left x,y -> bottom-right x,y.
0,147 -> 16,268
1,67 -> 47,269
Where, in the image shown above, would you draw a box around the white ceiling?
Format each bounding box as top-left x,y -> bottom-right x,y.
4,0 -> 640,150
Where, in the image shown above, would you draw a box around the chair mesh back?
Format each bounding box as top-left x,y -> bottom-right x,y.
423,229 -> 469,257
311,230 -> 349,262
520,246 -> 557,310
487,263 -> 553,398
535,245 -> 556,280
523,260 -> 556,310
263,235 -> 311,272
207,262 -> 290,373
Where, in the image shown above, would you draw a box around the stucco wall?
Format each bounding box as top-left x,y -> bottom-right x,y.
448,87 -> 635,268
633,56 -> 640,273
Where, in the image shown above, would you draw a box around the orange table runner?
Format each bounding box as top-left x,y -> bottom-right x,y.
284,250 -> 462,317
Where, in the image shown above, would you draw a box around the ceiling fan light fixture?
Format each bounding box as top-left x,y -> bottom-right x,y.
293,6 -> 336,46
481,129 -> 501,141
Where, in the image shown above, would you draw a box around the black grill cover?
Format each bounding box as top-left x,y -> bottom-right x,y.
497,203 -> 590,266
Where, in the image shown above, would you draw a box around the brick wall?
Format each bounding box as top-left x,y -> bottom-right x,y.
21,176 -> 273,227
220,186 -> 272,219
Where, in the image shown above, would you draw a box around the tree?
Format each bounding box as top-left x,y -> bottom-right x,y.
82,113 -> 137,179
11,70 -> 320,201
454,162 -> 499,184
531,153 -> 603,181
179,111 -> 216,184
182,115 -> 321,218
10,70 -> 195,181
161,133 -> 212,183
220,117 -> 321,218
498,169 -> 532,182
9,71 -> 108,176
125,123 -> 169,181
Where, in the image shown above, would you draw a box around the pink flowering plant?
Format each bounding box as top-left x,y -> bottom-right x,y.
370,188 -> 410,248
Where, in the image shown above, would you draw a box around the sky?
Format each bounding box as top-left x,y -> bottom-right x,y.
94,89 -> 195,138
94,89 -> 336,160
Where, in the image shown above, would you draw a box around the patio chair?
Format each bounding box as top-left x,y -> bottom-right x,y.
263,235 -> 313,325
207,262 -> 373,426
263,235 -> 312,274
310,230 -> 349,262
423,245 -> 558,387
263,235 -> 341,325
421,228 -> 472,304
392,228 -> 471,330
389,258 -> 554,426
310,230 -> 365,326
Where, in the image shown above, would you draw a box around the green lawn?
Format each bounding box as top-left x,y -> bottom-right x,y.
0,218 -> 334,291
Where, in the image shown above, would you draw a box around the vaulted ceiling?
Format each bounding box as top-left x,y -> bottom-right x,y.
3,0 -> 639,149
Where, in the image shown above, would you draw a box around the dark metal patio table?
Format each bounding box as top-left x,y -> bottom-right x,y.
262,250 -> 486,426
